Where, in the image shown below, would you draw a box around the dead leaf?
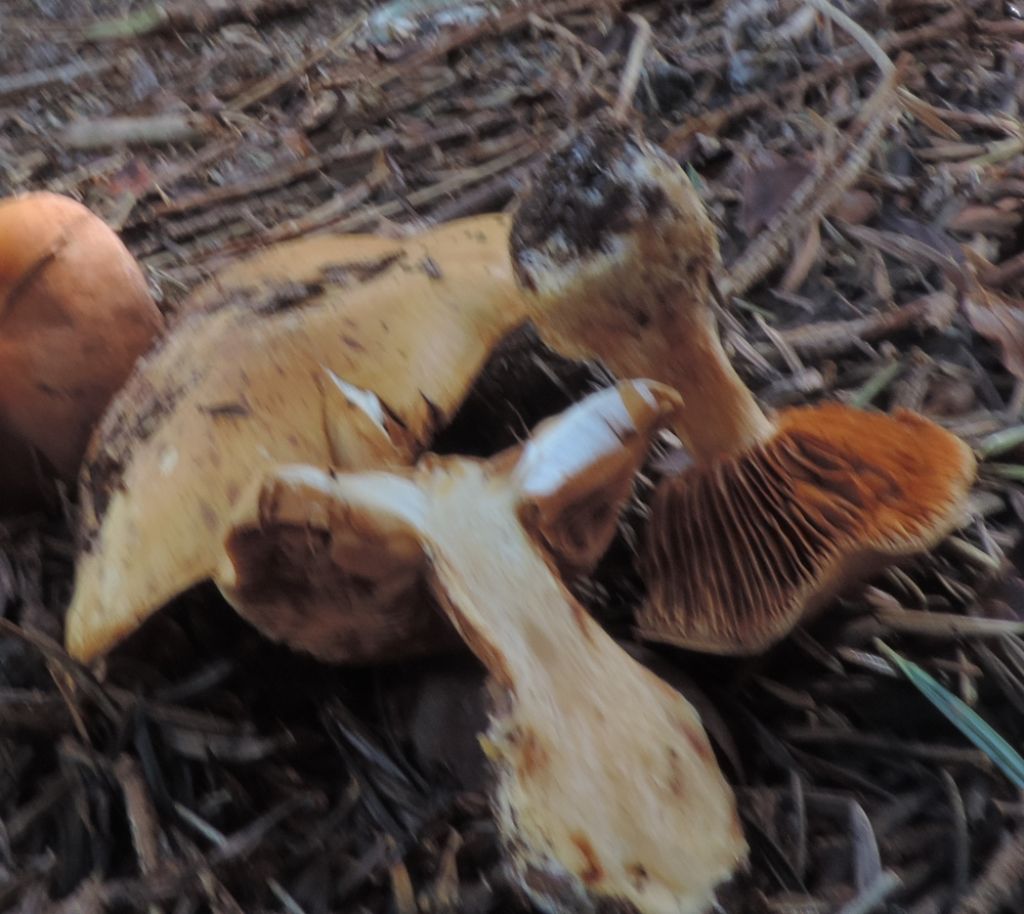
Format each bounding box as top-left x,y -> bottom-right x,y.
965,290 -> 1024,379
897,90 -> 962,141
98,158 -> 156,199
964,251 -> 1024,381
916,291 -> 958,331
871,247 -> 893,302
877,212 -> 964,264
739,155 -> 814,238
829,189 -> 878,226
948,204 -> 1023,236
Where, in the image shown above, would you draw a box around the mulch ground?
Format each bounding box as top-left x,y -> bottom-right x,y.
2,0 -> 1024,911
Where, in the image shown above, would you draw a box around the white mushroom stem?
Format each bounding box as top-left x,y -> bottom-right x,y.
226,380 -> 746,914
425,465 -> 745,914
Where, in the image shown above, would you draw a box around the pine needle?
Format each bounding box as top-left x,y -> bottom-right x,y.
875,640 -> 1024,790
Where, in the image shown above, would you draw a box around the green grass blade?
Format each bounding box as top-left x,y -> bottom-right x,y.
84,5 -> 167,40
875,640 -> 1024,790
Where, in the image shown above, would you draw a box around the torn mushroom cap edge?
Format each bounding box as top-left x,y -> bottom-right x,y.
512,380 -> 684,570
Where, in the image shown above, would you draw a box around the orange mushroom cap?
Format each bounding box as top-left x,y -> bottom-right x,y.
0,191 -> 163,504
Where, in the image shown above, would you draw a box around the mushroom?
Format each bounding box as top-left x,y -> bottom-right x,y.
65,214 -> 528,663
217,380 -> 747,914
0,191 -> 163,507
510,122 -> 977,654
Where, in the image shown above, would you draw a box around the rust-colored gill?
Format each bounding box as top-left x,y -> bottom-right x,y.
640,406 -> 974,654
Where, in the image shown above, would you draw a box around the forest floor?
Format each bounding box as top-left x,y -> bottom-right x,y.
2,0 -> 1024,912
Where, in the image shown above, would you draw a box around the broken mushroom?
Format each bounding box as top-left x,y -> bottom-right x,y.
510,123 -> 977,654
65,214 -> 527,663
217,376 -> 684,661
0,191 -> 163,507
217,380 -> 746,914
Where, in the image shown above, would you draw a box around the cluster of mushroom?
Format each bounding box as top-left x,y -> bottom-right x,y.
3,121 -> 977,914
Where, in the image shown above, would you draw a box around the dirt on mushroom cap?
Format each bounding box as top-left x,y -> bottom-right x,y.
509,120 -> 675,277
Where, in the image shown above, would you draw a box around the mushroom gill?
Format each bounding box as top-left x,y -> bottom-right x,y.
641,403 -> 975,653
510,121 -> 977,655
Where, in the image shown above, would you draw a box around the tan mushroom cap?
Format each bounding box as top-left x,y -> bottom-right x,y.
222,380 -> 746,914
0,191 -> 163,499
65,214 -> 526,663
510,122 -> 978,654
